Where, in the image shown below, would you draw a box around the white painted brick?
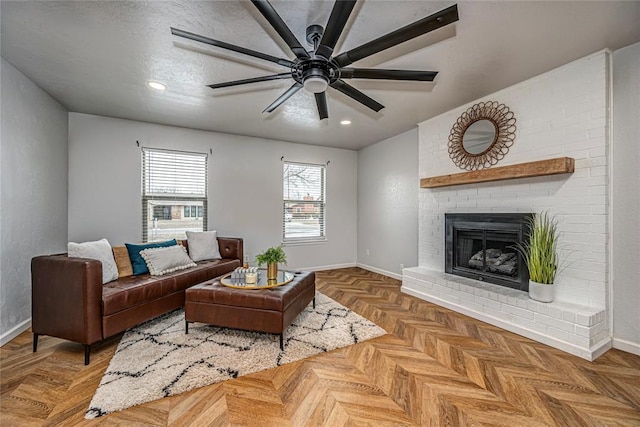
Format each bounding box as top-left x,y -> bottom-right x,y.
503,304 -> 535,320
516,298 -> 528,309
511,315 -> 548,334
474,288 -> 489,298
527,300 -> 550,315
534,313 -> 576,332
562,311 -> 576,323
486,299 -> 502,311
547,326 -> 570,341
548,306 -> 563,320
459,292 -> 478,303
461,300 -> 483,313
567,333 -> 590,348
474,296 -> 490,308
591,330 -> 609,346
575,324 -> 591,337
484,306 -> 509,320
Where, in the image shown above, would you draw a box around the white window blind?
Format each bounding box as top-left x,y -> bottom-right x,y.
142,148 -> 208,242
283,161 -> 326,242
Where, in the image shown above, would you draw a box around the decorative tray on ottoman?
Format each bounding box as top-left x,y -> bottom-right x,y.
220,268 -> 294,289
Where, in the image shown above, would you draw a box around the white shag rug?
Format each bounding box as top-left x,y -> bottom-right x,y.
86,292 -> 385,418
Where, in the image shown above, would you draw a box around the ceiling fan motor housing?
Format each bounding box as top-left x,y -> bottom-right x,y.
292,59 -> 338,93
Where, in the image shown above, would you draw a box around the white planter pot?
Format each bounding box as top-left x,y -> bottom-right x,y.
529,280 -> 554,303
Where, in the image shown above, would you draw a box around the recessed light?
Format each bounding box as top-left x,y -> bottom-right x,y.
340,120 -> 351,126
147,81 -> 167,91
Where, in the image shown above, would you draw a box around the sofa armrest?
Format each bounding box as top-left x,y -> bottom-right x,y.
31,254 -> 104,345
217,237 -> 244,262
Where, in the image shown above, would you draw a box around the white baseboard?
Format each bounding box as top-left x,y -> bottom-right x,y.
612,337 -> 640,356
1,317 -> 31,347
295,262 -> 357,272
356,263 -> 402,281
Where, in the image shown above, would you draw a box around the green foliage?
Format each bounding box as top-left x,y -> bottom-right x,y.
513,211 -> 560,285
255,245 -> 287,266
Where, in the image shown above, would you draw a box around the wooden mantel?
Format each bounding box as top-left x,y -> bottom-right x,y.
420,157 -> 575,188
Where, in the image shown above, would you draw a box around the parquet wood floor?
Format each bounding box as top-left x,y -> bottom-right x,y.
1,267 -> 639,426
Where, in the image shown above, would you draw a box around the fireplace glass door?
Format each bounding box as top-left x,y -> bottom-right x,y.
454,229 -> 520,284
445,214 -> 531,291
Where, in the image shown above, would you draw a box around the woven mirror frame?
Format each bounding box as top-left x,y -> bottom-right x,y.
447,101 -> 516,171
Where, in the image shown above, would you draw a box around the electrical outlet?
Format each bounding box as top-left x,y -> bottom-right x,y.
400,263 -> 404,271
366,249 -> 370,256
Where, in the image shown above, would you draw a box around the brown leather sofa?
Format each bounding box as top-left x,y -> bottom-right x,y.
31,237 -> 243,364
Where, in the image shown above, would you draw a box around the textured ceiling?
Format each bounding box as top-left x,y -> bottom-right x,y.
2,1 -> 639,150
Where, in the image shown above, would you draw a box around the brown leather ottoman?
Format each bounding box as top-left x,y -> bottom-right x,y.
184,271 -> 315,349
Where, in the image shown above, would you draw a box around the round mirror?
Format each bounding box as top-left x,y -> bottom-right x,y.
462,120 -> 497,154
448,101 -> 516,171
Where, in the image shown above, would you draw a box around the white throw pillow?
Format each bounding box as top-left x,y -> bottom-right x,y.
68,238 -> 119,284
140,245 -> 197,276
186,230 -> 222,262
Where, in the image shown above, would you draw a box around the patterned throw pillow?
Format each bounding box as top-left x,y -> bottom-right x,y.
140,245 -> 197,276
125,239 -> 177,275
68,238 -> 119,284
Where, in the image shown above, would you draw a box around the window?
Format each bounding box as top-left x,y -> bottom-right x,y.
142,148 -> 207,242
283,162 -> 326,242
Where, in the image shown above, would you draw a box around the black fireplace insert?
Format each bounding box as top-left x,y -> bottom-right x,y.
445,213 -> 532,291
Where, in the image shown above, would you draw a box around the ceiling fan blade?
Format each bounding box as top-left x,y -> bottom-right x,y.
314,92 -> 329,120
331,80 -> 384,112
208,73 -> 291,89
171,27 -> 294,68
263,82 -> 303,113
251,0 -> 310,59
340,68 -> 438,81
333,4 -> 459,67
315,0 -> 357,60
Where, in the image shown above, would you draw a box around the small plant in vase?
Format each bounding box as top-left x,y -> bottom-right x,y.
513,211 -> 560,302
255,245 -> 287,281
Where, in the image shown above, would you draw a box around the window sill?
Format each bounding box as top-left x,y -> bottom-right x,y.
282,239 -> 328,247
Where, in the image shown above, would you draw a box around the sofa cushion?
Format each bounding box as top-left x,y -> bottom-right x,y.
140,245 -> 196,276
186,231 -> 221,262
101,258 -> 242,316
68,238 -> 118,284
125,239 -> 177,275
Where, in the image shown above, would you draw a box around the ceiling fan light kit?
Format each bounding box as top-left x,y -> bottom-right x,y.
171,1 -> 459,120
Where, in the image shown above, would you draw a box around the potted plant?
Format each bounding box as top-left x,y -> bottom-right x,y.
255,245 -> 287,281
514,211 -> 560,302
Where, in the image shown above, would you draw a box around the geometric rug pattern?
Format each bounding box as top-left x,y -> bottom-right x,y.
85,292 -> 385,418
1,268 -> 639,425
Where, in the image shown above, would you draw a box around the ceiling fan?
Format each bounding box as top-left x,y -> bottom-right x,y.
171,1 -> 459,120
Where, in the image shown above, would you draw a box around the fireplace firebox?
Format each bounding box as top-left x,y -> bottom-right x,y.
445,213 -> 532,291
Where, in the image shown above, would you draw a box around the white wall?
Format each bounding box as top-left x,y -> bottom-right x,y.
68,114 -> 357,270
612,42 -> 640,355
357,128 -> 418,279
0,58 -> 68,345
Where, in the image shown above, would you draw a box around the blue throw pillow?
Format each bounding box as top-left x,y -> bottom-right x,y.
125,239 -> 177,275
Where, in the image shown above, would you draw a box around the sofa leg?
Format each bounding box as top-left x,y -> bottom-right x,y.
33,333 -> 39,353
84,345 -> 91,365
313,297 -> 316,309
185,320 -> 189,334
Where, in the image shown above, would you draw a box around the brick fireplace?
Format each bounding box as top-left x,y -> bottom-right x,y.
402,51 -> 612,360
